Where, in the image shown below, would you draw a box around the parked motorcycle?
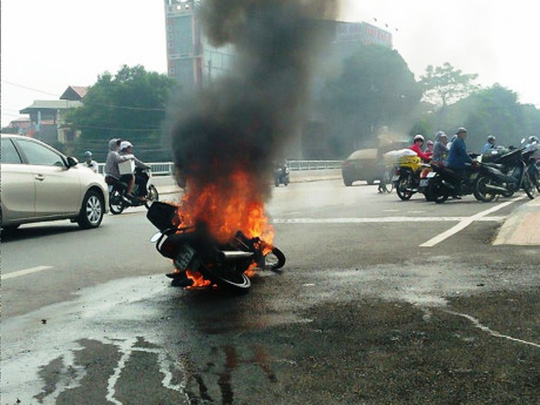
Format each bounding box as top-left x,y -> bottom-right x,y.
392,155 -> 432,200
274,163 -> 290,187
474,146 -> 536,201
109,168 -> 159,214
146,201 -> 286,293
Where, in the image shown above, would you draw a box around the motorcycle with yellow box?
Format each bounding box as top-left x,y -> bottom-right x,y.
391,152 -> 433,201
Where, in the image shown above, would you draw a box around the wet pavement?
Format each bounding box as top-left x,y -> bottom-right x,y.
2,175 -> 539,404
2,253 -> 538,404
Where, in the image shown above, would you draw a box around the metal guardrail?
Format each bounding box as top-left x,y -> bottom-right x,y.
288,160 -> 343,171
97,160 -> 343,176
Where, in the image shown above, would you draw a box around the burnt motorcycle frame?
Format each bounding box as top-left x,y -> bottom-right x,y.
146,201 -> 286,293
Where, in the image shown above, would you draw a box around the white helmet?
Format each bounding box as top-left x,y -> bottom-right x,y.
414,134 -> 425,142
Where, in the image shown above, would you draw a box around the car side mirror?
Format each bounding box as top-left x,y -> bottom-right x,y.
67,156 -> 79,167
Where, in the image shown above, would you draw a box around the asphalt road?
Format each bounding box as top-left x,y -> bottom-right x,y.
2,180 -> 539,404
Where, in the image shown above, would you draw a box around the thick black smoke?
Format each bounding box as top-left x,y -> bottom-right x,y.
169,0 -> 339,197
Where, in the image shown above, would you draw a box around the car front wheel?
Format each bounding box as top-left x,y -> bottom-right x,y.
77,190 -> 105,229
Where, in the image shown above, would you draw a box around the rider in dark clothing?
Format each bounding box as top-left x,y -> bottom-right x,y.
447,127 -> 477,196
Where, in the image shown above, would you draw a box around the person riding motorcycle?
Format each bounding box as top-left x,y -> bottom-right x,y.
425,140 -> 434,154
104,138 -> 136,198
481,135 -> 496,154
409,134 -> 432,162
447,127 -> 478,197
118,141 -> 151,200
431,131 -> 449,166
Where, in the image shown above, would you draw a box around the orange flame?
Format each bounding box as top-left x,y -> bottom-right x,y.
177,169 -> 274,288
179,170 -> 274,243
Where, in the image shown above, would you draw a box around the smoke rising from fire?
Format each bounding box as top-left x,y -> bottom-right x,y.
168,0 -> 339,196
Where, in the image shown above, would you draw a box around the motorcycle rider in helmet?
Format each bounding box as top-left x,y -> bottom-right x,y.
83,151 -> 98,174
409,134 -> 432,162
526,135 -> 540,160
481,135 -> 496,154
447,127 -> 479,198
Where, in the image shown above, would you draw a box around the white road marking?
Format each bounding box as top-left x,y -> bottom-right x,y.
1,265 -> 54,280
419,197 -> 525,247
444,310 -> 540,348
272,216 -> 506,224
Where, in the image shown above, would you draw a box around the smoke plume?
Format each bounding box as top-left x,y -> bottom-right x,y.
169,0 -> 339,198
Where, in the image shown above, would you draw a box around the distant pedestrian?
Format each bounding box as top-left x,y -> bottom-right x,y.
83,151 -> 98,174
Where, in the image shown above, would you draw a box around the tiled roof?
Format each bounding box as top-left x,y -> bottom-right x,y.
60,85 -> 89,100
20,100 -> 82,113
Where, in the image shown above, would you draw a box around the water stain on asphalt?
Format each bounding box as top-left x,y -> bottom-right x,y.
2,261 -> 538,404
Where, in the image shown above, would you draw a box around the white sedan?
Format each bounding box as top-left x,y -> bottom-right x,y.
1,134 -> 109,231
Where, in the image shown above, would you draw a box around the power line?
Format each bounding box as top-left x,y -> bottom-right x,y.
2,80 -> 167,112
2,80 -> 60,97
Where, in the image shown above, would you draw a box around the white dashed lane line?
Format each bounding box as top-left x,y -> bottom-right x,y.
1,266 -> 54,280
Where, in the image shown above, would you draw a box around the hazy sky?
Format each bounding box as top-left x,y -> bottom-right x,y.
2,0 -> 539,127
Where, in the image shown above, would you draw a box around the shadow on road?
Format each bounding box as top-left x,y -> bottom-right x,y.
1,224 -> 84,242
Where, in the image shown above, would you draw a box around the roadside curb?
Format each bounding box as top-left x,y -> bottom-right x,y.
493,198 -> 540,245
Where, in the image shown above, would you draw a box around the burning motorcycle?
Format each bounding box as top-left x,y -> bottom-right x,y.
109,168 -> 159,214
146,201 -> 286,293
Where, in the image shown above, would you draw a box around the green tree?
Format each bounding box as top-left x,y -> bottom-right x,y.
67,65 -> 178,161
420,62 -> 479,108
317,44 -> 422,157
420,62 -> 479,129
462,84 -> 525,150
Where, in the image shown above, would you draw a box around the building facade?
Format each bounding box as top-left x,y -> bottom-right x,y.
18,85 -> 87,144
163,2 -> 392,92
164,0 -> 235,91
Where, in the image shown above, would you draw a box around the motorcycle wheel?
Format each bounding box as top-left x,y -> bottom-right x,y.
473,175 -> 497,202
145,185 -> 159,208
396,176 -> 413,200
522,172 -> 536,199
264,247 -> 286,271
422,181 -> 435,201
430,178 -> 449,204
201,264 -> 251,293
109,190 -> 125,215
